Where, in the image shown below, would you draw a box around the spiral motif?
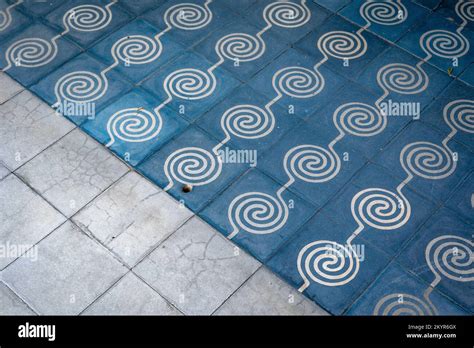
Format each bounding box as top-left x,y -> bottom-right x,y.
228,192 -> 289,237
400,142 -> 456,180
64,5 -> 112,32
334,102 -> 386,137
443,99 -> 474,134
377,63 -> 428,95
426,235 -> 473,282
273,67 -> 325,98
317,31 -> 368,60
0,10 -> 10,31
6,38 -> 57,68
164,147 -> 222,187
106,108 -> 162,145
297,241 -> 360,288
263,1 -> 310,28
221,104 -> 275,139
113,35 -> 162,65
216,33 -> 265,62
164,68 -> 216,100
373,294 -> 436,315
360,1 -> 407,25
284,145 -> 340,183
456,1 -> 474,22
420,30 -> 469,59
55,71 -> 107,103
351,188 -> 410,230
165,3 -> 212,30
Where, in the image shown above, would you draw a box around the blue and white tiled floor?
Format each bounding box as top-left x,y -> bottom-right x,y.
0,0 -> 473,315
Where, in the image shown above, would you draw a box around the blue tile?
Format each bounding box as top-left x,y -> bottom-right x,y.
247,48 -> 347,119
346,262 -> 468,315
459,62 -> 474,86
219,0 -> 257,15
373,121 -> 474,204
81,88 -> 188,166
413,0 -> 442,10
118,0 -> 166,16
295,15 -> 389,80
200,168 -> 316,262
396,208 -> 473,313
45,0 -> 132,49
30,52 -> 133,125
0,23 -> 81,86
312,0 -> 351,13
267,208 -> 391,314
445,172 -> 474,224
434,0 -> 474,32
0,0 -> 32,43
193,19 -> 289,82
89,19 -> 185,83
137,126 -> 249,211
9,0 -> 64,17
340,0 -> 430,43
141,51 -> 241,122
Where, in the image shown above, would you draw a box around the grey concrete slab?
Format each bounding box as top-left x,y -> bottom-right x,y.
0,72 -> 23,104
134,216 -> 260,315
0,163 -> 9,180
215,267 -> 329,315
1,221 -> 127,315
0,90 -> 74,170
17,129 -> 129,217
0,282 -> 35,315
0,175 -> 66,270
83,272 -> 180,315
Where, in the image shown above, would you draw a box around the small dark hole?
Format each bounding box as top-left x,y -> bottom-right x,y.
182,184 -> 193,193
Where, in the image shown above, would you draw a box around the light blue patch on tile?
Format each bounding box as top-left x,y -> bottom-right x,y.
137,126 -> 249,211
0,23 -> 81,86
81,88 -> 188,166
9,0 -> 65,17
312,0 -> 351,12
30,52 -> 133,125
0,0 -> 32,43
45,0 -> 132,49
373,121 -> 474,204
267,208 -> 392,315
199,168 -> 317,262
445,171 -> 474,224
88,19 -> 185,83
396,208 -> 473,313
346,262 -> 468,315
141,51 -> 241,122
118,0 -> 166,16
247,48 -> 347,119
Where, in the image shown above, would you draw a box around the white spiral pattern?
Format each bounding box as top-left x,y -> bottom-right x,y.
333,102 -> 386,137
273,67 -> 325,98
0,10 -> 10,31
216,33 -> 265,62
164,147 -> 222,187
360,1 -> 407,26
456,1 -> 474,22
221,104 -> 275,139
400,142 -> 456,180
317,31 -> 368,60
426,235 -> 473,282
228,192 -> 288,236
443,99 -> 474,134
113,35 -> 162,65
64,5 -> 112,32
377,63 -> 428,95
351,188 -> 410,230
284,145 -> 340,183
373,294 -> 436,315
297,241 -> 360,288
106,108 -> 162,145
6,38 -> 57,68
55,71 -> 107,103
263,1 -> 310,28
420,30 -> 469,59
164,68 -> 216,100
165,3 -> 212,30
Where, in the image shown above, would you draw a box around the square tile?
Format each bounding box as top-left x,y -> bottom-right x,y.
74,172 -> 193,267
445,172 -> 474,224
138,126 -> 249,212
0,175 -> 66,270
199,169 -> 316,262
134,216 -> 260,315
81,88 -> 188,166
16,128 -> 129,217
0,71 -> 23,104
0,282 -> 35,315
0,90 -> 75,170
89,19 -> 186,84
0,0 -> 32,43
83,272 -> 180,315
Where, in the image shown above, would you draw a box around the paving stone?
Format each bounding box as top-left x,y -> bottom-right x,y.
0,163 -> 10,180
134,216 -> 260,315
0,282 -> 35,315
17,129 -> 129,217
74,172 -> 193,266
0,72 -> 24,104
